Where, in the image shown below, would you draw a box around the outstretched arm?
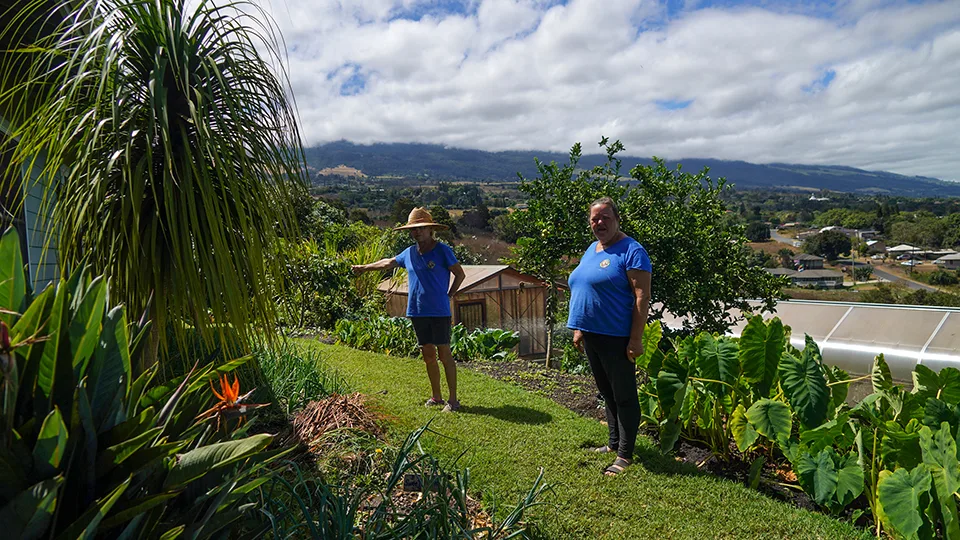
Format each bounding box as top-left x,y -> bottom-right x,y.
352,257 -> 398,273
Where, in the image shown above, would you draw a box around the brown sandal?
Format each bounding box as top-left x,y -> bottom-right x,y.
604,457 -> 631,476
593,445 -> 617,454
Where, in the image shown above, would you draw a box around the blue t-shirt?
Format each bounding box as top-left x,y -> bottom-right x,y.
394,242 -> 459,317
566,236 -> 652,337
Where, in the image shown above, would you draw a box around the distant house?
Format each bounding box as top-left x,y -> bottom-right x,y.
865,240 -> 886,254
765,267 -> 844,289
887,244 -> 919,254
794,253 -> 825,270
378,265 -> 549,356
934,253 -> 960,271
857,229 -> 880,240
796,229 -> 819,241
819,226 -> 858,238
316,164 -> 365,178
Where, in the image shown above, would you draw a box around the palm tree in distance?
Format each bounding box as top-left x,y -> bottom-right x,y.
1,0 -> 306,369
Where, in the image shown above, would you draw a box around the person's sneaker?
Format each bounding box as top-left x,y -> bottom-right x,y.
424,397 -> 445,407
442,399 -> 460,413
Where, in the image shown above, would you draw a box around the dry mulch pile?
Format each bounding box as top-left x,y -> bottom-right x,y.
292,392 -> 383,454
289,392 -> 495,532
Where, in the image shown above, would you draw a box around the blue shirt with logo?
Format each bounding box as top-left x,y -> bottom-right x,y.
395,242 -> 459,317
566,236 -> 652,337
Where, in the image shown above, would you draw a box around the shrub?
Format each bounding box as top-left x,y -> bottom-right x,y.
928,269 -> 959,286
335,317 -> 421,357
0,228 -> 282,538
451,325 -> 521,361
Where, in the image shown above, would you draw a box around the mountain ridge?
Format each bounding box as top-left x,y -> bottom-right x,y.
303,141 -> 960,198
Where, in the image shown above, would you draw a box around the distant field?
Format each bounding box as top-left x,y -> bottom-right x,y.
748,240 -> 798,255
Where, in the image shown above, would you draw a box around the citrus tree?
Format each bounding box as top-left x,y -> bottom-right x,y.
510,138 -> 784,341
1,0 -> 305,368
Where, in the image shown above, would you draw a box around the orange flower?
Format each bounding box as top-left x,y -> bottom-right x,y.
210,373 -> 240,405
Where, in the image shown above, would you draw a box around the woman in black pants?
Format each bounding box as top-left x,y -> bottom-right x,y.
567,197 -> 652,476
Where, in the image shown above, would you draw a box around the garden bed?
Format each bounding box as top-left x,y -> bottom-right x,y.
463,357 -> 826,516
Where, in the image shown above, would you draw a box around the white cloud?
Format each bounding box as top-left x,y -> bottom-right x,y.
254,0 -> 960,181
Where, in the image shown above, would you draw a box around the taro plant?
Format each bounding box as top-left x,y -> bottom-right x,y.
0,228 -> 284,538
451,325 -> 521,362
334,317 -> 421,358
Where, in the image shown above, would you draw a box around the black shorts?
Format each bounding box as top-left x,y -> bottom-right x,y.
411,316 -> 452,346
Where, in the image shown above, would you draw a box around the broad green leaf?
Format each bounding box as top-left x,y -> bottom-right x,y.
779,341 -> 829,428
924,398 -> 960,431
730,404 -> 758,453
836,452 -> 864,507
0,228 -> 26,327
795,447 -> 839,507
748,456 -> 765,489
738,316 -> 784,397
746,399 -> 791,445
36,278 -> 66,403
882,419 -> 924,471
920,423 -> 960,539
0,477 -> 63,540
799,413 -> 851,454
96,427 -> 165,476
826,365 -> 849,411
940,369 -> 960,406
914,364 -> 940,401
54,477 -> 129,540
89,306 -> 130,431
660,419 -> 682,453
696,333 -> 739,390
32,407 -> 67,476
635,320 -> 662,371
164,434 -> 272,488
68,277 -> 106,375
878,467 -> 932,539
872,354 -> 893,394
656,352 -> 688,418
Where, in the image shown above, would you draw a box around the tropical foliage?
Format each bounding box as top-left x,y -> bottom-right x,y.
640,313 -> 960,537
335,317 -> 521,362
0,0 -> 305,362
0,228 -> 282,538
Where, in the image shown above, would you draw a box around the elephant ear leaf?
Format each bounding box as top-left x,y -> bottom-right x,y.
872,354 -> 893,394
878,467 -> 932,539
835,452 -> 863,508
779,339 -> 829,428
746,399 -> 791,446
739,316 -> 784,397
635,320 -> 662,371
920,424 -> 960,539
730,404 -> 758,453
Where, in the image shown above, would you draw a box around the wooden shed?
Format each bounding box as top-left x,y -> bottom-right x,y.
376,265 -> 549,357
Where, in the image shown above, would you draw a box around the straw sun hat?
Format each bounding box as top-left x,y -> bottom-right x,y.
393,207 -> 449,230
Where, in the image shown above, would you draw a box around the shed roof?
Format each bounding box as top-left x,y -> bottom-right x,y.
887,244 -> 919,252
376,265 -> 548,295
765,268 -> 797,276
792,269 -> 844,278
936,253 -> 960,261
795,253 -> 824,261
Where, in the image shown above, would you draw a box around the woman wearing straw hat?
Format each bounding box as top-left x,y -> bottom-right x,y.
353,207 -> 467,412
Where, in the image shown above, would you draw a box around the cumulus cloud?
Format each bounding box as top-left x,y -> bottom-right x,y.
254,0 -> 960,181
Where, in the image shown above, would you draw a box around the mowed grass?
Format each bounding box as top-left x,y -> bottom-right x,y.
302,342 -> 869,539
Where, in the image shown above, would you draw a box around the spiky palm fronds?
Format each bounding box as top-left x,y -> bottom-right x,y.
1,0 -> 305,359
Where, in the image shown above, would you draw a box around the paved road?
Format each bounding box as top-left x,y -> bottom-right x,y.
769,229 -> 802,247
871,266 -> 938,291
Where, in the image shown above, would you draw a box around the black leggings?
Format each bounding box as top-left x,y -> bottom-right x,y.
583,331 -> 640,460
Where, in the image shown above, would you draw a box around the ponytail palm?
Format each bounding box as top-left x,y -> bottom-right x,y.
2,0 -> 305,364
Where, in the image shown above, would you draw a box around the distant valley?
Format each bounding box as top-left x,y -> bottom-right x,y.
304,141 -> 960,198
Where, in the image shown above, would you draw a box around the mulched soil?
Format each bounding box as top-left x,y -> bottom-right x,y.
464,358 -> 606,421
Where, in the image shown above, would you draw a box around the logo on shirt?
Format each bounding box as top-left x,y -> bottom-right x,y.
427,260 -> 436,269
599,259 -> 610,269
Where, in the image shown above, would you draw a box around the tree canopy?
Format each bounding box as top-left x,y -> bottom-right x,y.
509,139 -> 784,335
803,230 -> 852,261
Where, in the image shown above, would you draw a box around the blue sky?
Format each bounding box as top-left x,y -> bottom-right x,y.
263,0 -> 960,181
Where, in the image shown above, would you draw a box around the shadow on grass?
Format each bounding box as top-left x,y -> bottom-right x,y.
630,437 -> 704,477
459,404 -> 553,425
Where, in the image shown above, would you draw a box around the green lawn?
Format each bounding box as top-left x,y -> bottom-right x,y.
303,342 -> 868,539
